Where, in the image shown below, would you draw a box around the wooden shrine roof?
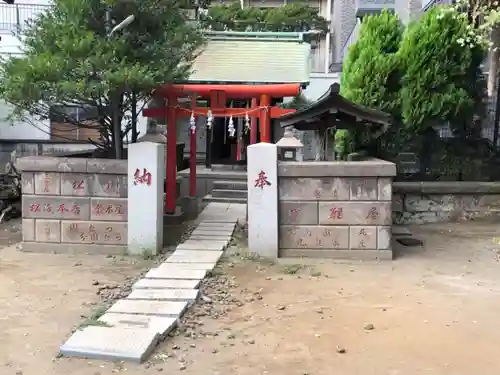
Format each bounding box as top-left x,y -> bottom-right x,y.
277,83 -> 392,132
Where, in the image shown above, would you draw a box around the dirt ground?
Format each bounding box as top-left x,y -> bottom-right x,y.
2,219 -> 500,375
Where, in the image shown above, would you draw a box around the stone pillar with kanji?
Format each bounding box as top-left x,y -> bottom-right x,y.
247,143 -> 279,258
127,142 -> 165,255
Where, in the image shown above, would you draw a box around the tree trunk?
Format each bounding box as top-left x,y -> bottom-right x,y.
493,75 -> 500,149
487,26 -> 500,98
112,90 -> 123,159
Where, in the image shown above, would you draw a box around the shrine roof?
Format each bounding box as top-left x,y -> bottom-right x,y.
277,83 -> 392,131
186,31 -> 311,85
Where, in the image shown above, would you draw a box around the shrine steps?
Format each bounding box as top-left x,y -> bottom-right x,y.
203,179 -> 248,204
203,195 -> 247,204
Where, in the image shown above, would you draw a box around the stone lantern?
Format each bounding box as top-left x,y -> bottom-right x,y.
276,126 -> 303,161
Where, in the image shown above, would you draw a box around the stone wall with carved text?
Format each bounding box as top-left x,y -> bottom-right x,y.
17,156 -> 128,254
278,159 -> 397,261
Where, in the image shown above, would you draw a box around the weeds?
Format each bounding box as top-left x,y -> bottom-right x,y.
78,305 -> 112,330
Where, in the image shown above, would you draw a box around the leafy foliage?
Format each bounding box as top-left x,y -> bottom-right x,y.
340,10 -> 403,116
0,0 -> 204,155
398,6 -> 485,134
336,10 -> 403,159
281,93 -> 311,110
200,2 -> 328,32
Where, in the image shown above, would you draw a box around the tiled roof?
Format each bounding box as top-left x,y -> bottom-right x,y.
188,31 -> 311,84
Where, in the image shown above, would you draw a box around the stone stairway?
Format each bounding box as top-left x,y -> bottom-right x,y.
60,202 -> 246,363
202,165 -> 248,204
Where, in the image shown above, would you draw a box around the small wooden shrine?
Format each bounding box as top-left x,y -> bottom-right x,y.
277,83 -> 392,160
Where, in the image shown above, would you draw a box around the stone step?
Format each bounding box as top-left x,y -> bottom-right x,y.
213,180 -> 248,191
212,189 -> 247,199
60,325 -> 160,363
202,194 -> 247,204
211,164 -> 247,172
107,299 -> 188,317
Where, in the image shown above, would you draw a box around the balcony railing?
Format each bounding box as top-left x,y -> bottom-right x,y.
355,0 -> 395,18
340,18 -> 361,61
0,3 -> 49,35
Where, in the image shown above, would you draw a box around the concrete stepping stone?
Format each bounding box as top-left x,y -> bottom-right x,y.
177,241 -> 226,251
189,235 -> 232,242
190,230 -> 234,237
132,278 -> 201,290
197,222 -> 236,229
98,313 -> 177,337
145,267 -> 206,280
167,250 -> 223,264
107,299 -> 188,317
184,238 -> 230,245
158,262 -> 217,271
181,239 -> 229,249
127,288 -> 199,302
60,325 -> 159,363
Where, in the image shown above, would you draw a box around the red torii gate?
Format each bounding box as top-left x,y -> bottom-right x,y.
143,83 -> 299,215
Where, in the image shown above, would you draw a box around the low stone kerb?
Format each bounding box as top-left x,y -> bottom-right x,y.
278,158 -> 396,177
17,156 -> 87,173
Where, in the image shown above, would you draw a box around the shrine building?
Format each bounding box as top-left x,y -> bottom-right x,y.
143,30 -> 312,212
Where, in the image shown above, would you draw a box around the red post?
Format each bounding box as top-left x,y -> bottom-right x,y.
250,98 -> 258,144
165,95 -> 177,214
189,95 -> 197,197
259,94 -> 271,143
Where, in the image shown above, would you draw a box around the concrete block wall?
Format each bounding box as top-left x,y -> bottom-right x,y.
18,156 -> 128,254
278,159 -> 396,260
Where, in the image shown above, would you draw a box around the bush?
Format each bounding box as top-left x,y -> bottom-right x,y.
336,10 -> 403,159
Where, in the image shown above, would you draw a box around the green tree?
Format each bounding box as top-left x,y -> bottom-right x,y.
336,10 -> 403,159
0,0 -> 204,158
200,2 -> 328,32
398,6 -> 485,134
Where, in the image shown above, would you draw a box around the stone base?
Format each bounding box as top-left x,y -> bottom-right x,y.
279,249 -> 393,261
20,242 -> 126,255
163,206 -> 184,226
178,196 -> 199,220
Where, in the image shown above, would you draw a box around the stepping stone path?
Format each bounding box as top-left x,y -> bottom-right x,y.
60,202 -> 244,363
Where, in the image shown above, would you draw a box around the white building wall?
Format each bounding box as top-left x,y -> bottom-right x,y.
302,72 -> 340,102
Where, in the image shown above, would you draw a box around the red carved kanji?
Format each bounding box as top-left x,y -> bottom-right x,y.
254,170 -> 271,189
57,204 -> 68,213
72,180 -> 84,190
71,204 -> 80,215
105,181 -> 113,192
114,205 -> 124,215
29,204 -> 41,212
105,205 -> 114,214
133,168 -> 152,186
329,207 -> 343,219
94,204 -> 105,215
